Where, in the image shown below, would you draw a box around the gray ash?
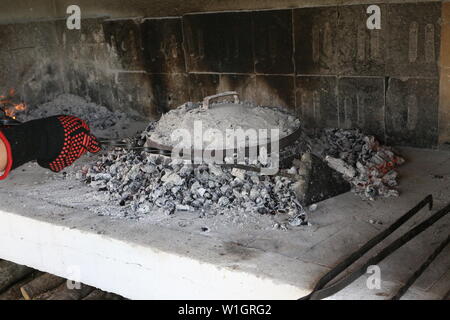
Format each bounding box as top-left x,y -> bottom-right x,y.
16,94 -> 142,138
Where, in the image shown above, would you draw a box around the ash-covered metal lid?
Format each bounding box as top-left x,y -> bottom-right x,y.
147,92 -> 301,151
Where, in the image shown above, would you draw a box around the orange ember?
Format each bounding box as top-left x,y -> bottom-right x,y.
0,89 -> 27,119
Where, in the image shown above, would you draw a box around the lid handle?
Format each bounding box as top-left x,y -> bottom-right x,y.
202,91 -> 240,110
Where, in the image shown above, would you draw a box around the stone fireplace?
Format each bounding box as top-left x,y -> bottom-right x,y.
0,0 -> 449,301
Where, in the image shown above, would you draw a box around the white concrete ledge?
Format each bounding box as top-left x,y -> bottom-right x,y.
0,167 -> 326,299
0,208 -> 314,299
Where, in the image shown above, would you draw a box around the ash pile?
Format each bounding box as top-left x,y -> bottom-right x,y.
76,102 -> 404,227
17,94 -> 145,138
82,146 -> 309,227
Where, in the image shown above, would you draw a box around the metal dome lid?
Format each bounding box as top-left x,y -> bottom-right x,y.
145,91 -> 302,157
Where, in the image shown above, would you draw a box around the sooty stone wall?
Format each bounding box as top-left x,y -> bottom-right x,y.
0,2 -> 446,148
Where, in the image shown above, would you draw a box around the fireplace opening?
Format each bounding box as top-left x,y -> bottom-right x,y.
0,1 -> 449,301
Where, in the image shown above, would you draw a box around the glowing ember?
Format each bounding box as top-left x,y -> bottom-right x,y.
0,89 -> 27,119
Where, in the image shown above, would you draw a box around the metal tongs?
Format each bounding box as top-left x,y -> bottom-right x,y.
301,195 -> 450,300
97,137 -> 172,156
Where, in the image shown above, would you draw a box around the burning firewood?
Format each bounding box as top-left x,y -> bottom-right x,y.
0,88 -> 27,120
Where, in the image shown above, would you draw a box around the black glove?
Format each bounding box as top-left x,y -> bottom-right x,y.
0,115 -> 100,179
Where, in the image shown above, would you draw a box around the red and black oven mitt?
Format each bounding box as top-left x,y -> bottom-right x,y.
0,115 -> 100,180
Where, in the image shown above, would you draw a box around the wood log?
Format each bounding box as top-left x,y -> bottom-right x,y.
103,292 -> 124,300
444,288 -> 450,300
0,272 -> 42,300
20,273 -> 65,300
0,260 -> 34,293
46,282 -> 94,300
32,285 -> 61,300
83,289 -> 123,300
82,289 -> 108,300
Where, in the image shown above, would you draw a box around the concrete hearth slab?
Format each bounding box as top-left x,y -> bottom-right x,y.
0,147 -> 449,299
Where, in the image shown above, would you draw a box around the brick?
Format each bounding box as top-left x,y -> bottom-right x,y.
93,72 -> 117,111
252,10 -> 293,74
102,19 -> 145,70
443,1 -> 450,24
336,5 -> 386,76
183,12 -> 254,73
295,76 -> 338,128
148,73 -> 190,114
386,77 -> 439,148
337,77 -> 385,141
114,72 -> 153,116
438,68 -> 450,146
0,50 -> 16,92
5,46 -> 63,106
63,60 -> 98,100
188,73 -> 220,103
439,2 -> 450,145
0,21 -> 56,50
57,18 -> 106,46
218,74 -> 257,103
293,7 -> 338,75
255,75 -> 295,109
385,2 -> 441,78
141,18 -> 186,74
